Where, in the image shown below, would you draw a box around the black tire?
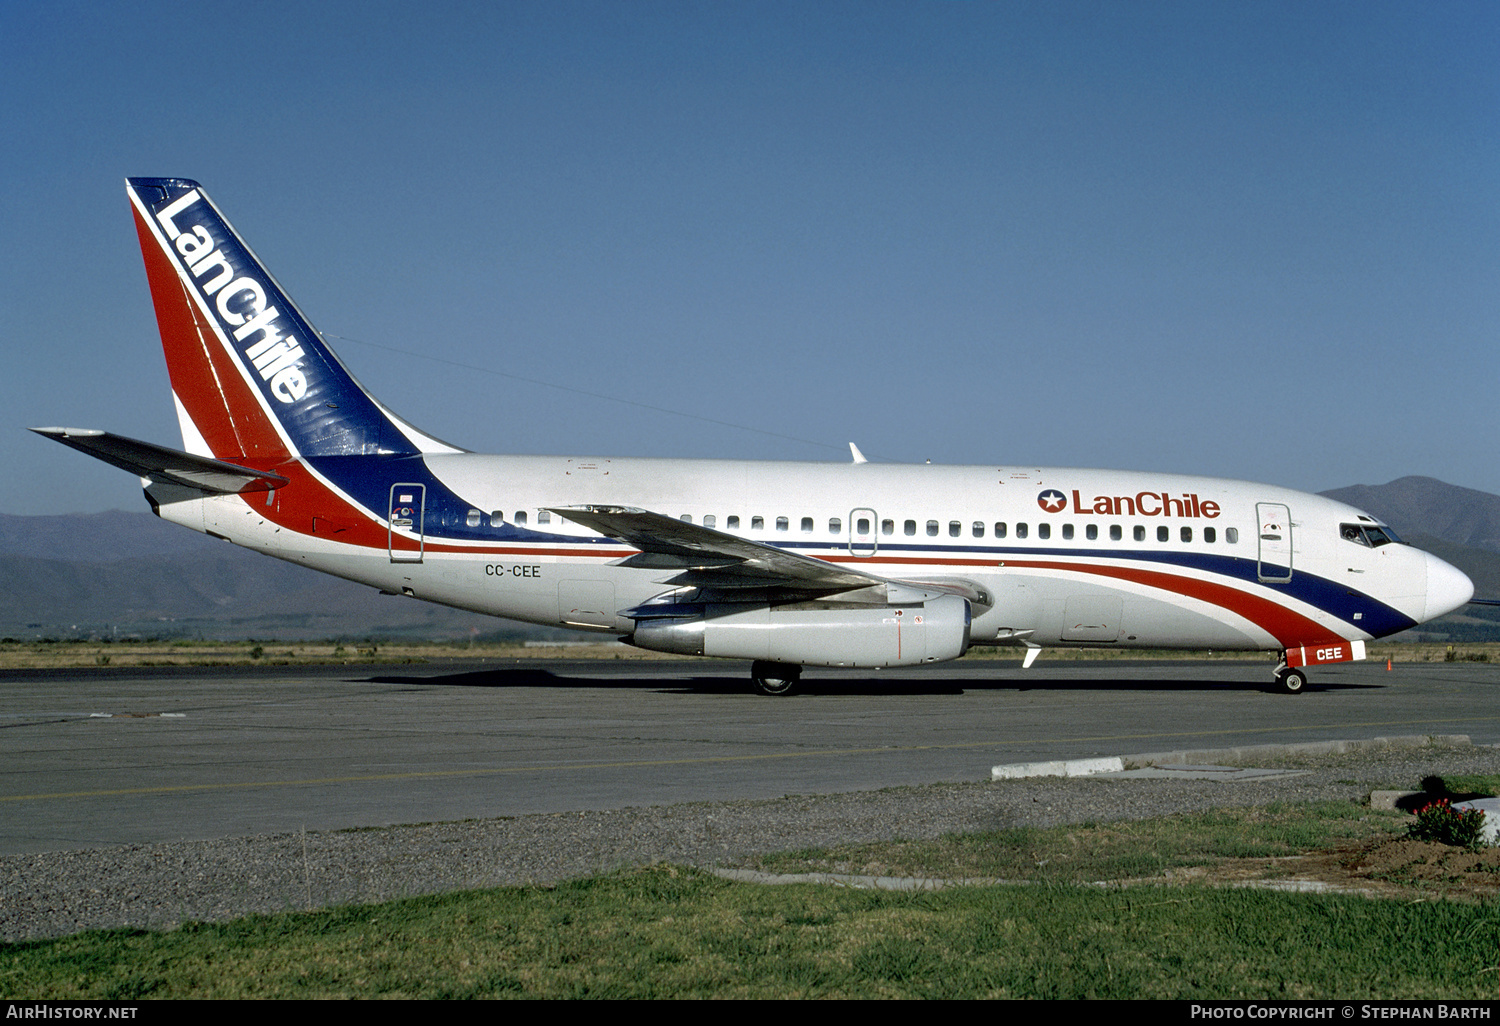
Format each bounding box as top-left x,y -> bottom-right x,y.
1277,668 -> 1307,694
751,661 -> 801,696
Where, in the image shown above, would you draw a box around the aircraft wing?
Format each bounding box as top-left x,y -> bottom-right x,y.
31,428 -> 289,494
547,505 -> 884,593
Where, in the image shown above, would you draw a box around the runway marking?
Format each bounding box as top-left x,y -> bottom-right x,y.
4,714 -> 1495,804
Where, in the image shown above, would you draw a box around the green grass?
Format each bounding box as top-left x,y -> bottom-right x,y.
6,802 -> 1498,999
1431,775 -> 1500,799
4,866 -> 1497,999
748,801 -> 1407,884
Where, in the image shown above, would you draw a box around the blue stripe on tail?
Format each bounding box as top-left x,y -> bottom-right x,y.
128,177 -> 422,458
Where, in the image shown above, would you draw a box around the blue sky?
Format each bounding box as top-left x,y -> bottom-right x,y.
3,1 -> 1496,515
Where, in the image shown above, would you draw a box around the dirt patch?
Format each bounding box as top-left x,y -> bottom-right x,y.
1166,835 -> 1500,900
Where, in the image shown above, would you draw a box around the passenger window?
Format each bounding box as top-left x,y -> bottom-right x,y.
1204,526 -> 1216,543
752,516 -> 764,530
727,515 -> 740,530
949,521 -> 962,538
1062,524 -> 1074,540
703,515 -> 716,529
1016,523 -> 1029,539
1109,525 -> 1121,541
776,517 -> 789,532
927,521 -> 939,537
994,522 -> 1007,538
538,511 -> 551,524
1133,525 -> 1145,542
800,517 -> 814,533
466,509 -> 482,528
514,511 -> 528,525
829,518 -> 842,534
1226,528 -> 1239,544
489,511 -> 504,527
972,522 -> 985,538
904,520 -> 917,536
856,518 -> 870,535
1086,524 -> 1097,540
882,519 -> 894,536
1181,526 -> 1192,542
1157,526 -> 1169,542
679,514 -> 692,523
1038,523 -> 1050,540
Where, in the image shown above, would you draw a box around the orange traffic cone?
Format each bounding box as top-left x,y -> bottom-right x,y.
1387,658 -> 1393,671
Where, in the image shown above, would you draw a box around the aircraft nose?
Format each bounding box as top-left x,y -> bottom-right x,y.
1425,552 -> 1474,621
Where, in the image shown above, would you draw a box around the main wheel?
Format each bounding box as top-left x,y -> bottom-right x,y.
751,661 -> 801,696
1276,667 -> 1307,694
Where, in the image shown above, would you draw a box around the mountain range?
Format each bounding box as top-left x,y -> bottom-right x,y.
0,510 -> 532,641
2,476 -> 1495,641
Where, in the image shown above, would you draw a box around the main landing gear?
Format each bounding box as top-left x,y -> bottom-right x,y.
751,661 -> 802,696
1274,659 -> 1308,695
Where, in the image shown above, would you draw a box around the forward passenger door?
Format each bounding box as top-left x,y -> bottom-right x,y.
1256,502 -> 1292,583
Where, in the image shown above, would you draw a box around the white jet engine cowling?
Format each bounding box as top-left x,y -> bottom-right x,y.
629,594 -> 971,668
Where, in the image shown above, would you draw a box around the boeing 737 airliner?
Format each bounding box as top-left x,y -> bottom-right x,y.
35,178 -> 1475,694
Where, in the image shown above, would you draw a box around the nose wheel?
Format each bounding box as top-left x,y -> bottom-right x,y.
751,661 -> 802,696
1275,664 -> 1307,694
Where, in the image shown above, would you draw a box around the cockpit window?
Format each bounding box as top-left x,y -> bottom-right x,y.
1341,523 -> 1403,547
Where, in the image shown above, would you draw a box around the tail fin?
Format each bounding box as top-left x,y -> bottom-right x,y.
126,178 -> 460,461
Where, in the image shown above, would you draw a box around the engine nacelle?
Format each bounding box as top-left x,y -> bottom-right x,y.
630,595 -> 971,668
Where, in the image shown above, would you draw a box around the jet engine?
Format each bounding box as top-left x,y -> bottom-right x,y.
628,593 -> 971,668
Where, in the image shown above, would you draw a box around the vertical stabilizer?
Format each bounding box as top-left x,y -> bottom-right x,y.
126,178 -> 458,461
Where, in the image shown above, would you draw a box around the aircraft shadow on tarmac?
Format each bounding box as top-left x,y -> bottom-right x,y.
360,667 -> 1383,697
363,669 -> 964,696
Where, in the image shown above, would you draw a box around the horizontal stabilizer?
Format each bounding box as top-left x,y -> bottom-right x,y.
31,427 -> 289,494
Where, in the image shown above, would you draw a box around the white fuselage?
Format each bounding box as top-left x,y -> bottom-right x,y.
160,454 -> 1467,656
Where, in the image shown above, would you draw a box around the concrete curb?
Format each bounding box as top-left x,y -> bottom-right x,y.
1117,734 -> 1472,769
991,734 -> 1473,781
991,756 -> 1123,780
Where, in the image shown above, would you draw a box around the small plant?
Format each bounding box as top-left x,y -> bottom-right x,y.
1409,799 -> 1487,850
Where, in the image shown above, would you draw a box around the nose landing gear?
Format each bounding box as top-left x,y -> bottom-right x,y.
1274,659 -> 1307,694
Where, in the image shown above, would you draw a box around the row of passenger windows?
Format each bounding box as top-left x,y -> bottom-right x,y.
464,508 -> 1239,545
466,510 -> 551,527
686,516 -> 1240,545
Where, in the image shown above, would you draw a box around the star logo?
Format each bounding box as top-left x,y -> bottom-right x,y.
1037,489 -> 1066,513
